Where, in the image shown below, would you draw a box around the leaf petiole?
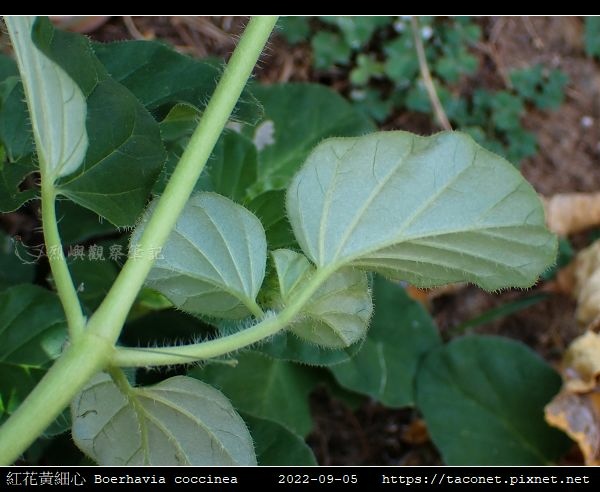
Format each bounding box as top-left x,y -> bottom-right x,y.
112,265 -> 336,367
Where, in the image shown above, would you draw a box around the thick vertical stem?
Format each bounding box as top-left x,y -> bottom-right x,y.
87,16 -> 278,344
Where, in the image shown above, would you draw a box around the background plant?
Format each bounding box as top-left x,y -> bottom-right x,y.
0,16 -> 574,466
279,16 -> 569,165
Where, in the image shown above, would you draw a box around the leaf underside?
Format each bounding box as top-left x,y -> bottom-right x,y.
272,249 -> 372,348
134,193 -> 267,319
287,131 -> 556,291
30,17 -> 165,226
71,373 -> 256,465
6,17 -> 88,180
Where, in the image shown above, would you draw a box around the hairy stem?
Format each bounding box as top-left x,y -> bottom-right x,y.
0,335 -> 113,465
87,16 -> 278,345
112,266 -> 335,367
0,16 -> 278,464
40,181 -> 86,338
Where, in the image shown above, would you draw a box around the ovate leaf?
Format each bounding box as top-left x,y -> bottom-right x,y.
72,373 -> 256,465
6,17 -> 88,180
29,17 -> 165,226
133,193 -> 267,319
247,83 -> 376,192
191,351 -> 317,436
287,131 -> 556,291
272,249 -> 372,348
242,413 -> 317,465
0,285 -> 67,424
331,276 -> 441,406
93,40 -> 260,124
416,336 -> 570,465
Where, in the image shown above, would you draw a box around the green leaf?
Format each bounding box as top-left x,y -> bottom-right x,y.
272,249 -> 313,300
490,91 -> 524,131
534,69 -> 568,110
157,121 -> 257,202
72,373 -> 256,465
277,17 -> 311,44
0,53 -> 19,80
0,231 -> 35,290
6,17 -> 88,180
311,32 -> 352,69
510,65 -> 543,101
56,201 -> 118,246
416,336 -> 570,465
241,413 -> 317,465
287,131 -> 556,291
246,190 -> 296,250
350,88 -> 393,123
68,253 -> 120,312
383,36 -> 419,84
585,17 -> 600,58
93,40 -> 260,124
208,131 -> 257,203
0,74 -> 37,212
134,193 -> 267,319
248,84 -> 375,192
158,102 -> 199,142
272,249 -> 372,348
331,276 -> 441,406
28,17 -> 165,226
0,285 -> 67,426
258,332 -> 363,366
121,309 -> 212,348
450,294 -> 548,336
320,16 -> 391,49
350,54 -> 384,86
191,351 -> 317,436
0,156 -> 36,213
0,76 -> 34,161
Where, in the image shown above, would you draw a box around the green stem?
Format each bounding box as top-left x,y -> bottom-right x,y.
0,16 -> 277,465
86,16 -> 278,345
0,334 -> 113,465
246,297 -> 266,319
113,266 -> 334,367
41,180 -> 86,339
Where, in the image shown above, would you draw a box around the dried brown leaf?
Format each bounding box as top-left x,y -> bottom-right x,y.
564,331 -> 600,393
544,193 -> 600,236
572,242 -> 600,325
545,391 -> 600,466
545,331 -> 600,465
